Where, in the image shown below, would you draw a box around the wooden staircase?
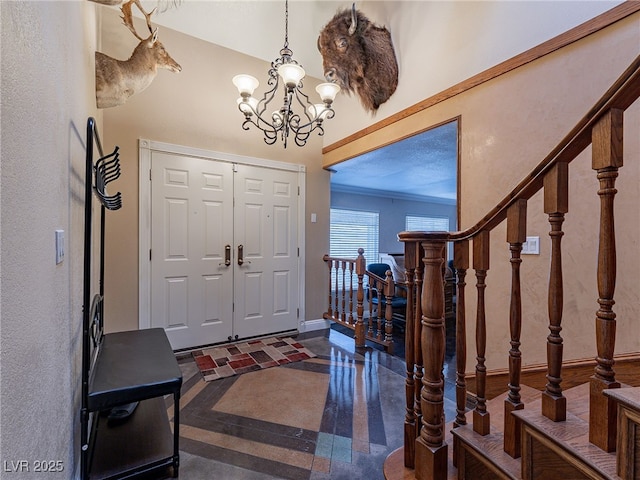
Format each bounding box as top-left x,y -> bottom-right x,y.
386,385 -> 640,479
383,54 -> 640,480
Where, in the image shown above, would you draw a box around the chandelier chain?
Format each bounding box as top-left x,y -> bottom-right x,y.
283,0 -> 289,50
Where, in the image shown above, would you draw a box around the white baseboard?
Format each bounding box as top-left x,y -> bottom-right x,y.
300,318 -> 331,333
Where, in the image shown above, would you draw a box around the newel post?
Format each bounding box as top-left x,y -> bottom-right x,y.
355,248 -> 366,348
590,108 -> 623,452
415,237 -> 448,480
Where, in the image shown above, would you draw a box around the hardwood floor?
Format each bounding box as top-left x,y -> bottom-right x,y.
153,326 -> 452,480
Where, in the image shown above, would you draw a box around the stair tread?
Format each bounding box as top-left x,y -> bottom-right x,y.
452,425 -> 521,478
390,383 -> 634,479
604,385 -> 640,410
513,407 -> 619,477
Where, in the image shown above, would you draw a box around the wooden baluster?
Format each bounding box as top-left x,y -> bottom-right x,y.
473,230 -> 491,436
414,242 -> 424,441
367,276 -> 375,338
384,269 -> 395,345
377,278 -> 385,340
341,260 -> 347,323
452,240 -> 469,468
403,240 -> 417,468
334,260 -> 340,318
375,280 -> 385,340
415,238 -> 448,480
504,200 -> 526,458
590,109 -> 623,452
355,248 -> 366,348
542,162 -> 568,422
324,256 -> 333,319
348,261 -> 355,326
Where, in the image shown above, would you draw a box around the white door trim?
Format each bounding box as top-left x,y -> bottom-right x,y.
138,139 -> 306,332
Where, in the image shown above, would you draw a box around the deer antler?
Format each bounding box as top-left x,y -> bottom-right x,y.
121,0 -> 157,41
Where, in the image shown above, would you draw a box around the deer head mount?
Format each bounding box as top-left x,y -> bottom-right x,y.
95,0 -> 181,108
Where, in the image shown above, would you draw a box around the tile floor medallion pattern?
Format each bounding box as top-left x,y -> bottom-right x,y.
164,327 -> 427,480
192,337 -> 317,381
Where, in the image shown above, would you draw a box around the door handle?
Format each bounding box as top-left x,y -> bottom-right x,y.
237,244 -> 251,266
219,244 -> 231,267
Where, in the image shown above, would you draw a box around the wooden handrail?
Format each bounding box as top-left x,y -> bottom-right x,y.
398,53 -> 640,244
398,53 -> 640,478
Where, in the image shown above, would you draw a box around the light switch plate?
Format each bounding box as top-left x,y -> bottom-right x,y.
55,230 -> 65,264
522,236 -> 540,255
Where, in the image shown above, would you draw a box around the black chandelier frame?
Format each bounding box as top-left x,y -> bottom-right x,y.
236,0 -> 337,148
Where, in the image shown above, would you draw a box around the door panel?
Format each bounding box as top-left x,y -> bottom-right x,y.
151,152 -> 234,349
233,164 -> 299,339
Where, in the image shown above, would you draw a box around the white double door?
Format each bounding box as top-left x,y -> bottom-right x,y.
149,150 -> 300,350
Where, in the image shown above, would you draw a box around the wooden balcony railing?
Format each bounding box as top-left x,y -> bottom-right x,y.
323,249 -> 395,352
398,53 -> 640,480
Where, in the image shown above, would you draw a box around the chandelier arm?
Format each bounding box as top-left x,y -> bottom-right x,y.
255,78 -> 279,119
263,129 -> 279,145
292,86 -> 317,124
289,88 -> 335,133
288,112 -> 313,137
238,77 -> 286,137
237,101 -> 286,144
321,109 -> 336,122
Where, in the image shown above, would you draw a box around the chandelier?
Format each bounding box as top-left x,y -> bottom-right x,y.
232,0 -> 340,148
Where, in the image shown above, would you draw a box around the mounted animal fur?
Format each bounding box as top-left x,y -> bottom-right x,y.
318,4 -> 398,113
95,0 -> 181,108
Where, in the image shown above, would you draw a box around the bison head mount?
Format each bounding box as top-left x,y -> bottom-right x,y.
318,4 -> 398,113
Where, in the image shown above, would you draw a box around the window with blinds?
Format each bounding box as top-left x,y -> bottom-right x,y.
329,208 -> 379,289
406,214 -> 450,232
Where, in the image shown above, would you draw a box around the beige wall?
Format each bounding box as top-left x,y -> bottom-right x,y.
1,1 -> 99,475
99,8 -> 331,332
322,0 -> 624,145
324,13 -> 640,372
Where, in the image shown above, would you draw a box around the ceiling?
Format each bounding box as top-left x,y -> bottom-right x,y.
329,120 -> 458,204
133,0 -> 458,203
139,0 -> 346,80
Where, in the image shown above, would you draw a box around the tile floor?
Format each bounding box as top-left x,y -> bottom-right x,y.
163,325 -> 457,480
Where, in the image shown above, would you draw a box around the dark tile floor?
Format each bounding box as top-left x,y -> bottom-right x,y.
163,324 -> 457,479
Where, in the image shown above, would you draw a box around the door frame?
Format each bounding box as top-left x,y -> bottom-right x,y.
138,138 -> 306,333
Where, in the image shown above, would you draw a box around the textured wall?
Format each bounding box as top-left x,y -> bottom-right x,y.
322,0 -> 624,145
322,12 -> 640,371
1,1 -> 99,477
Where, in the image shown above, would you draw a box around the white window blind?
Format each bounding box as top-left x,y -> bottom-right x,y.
330,208 -> 379,263
406,214 -> 450,232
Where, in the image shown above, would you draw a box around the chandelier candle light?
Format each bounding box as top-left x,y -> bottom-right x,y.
233,0 -> 340,148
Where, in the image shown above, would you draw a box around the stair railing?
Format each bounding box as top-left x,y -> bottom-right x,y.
399,53 -> 640,480
323,249 -> 395,351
